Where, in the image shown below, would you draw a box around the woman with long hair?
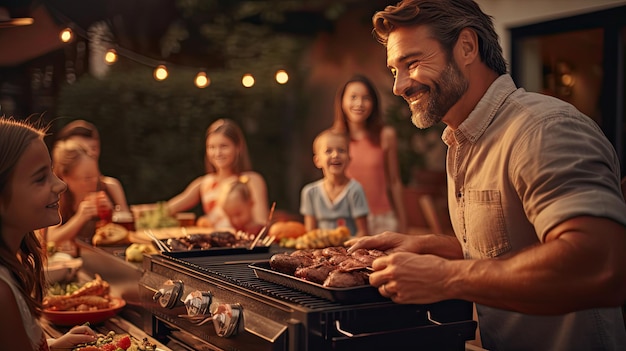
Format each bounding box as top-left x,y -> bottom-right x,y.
332,74 -> 407,234
167,118 -> 269,230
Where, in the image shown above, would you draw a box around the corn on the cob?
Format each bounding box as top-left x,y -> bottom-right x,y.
291,226 -> 351,249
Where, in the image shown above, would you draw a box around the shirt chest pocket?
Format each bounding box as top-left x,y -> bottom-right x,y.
465,190 -> 511,258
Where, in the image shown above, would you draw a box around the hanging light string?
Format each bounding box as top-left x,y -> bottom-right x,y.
43,2 -> 288,87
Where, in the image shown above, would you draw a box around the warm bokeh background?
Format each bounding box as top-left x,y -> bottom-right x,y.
1,0 -> 624,230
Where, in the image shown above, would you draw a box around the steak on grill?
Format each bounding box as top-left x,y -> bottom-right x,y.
269,247 -> 386,287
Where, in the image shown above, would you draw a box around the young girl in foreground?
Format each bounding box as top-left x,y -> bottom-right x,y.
0,117 -> 97,350
167,118 -> 269,230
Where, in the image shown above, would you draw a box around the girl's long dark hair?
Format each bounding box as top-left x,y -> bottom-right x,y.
0,117 -> 48,318
332,74 -> 384,145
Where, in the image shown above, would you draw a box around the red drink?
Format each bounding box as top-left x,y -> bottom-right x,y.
95,191 -> 112,223
113,210 -> 136,231
98,206 -> 113,223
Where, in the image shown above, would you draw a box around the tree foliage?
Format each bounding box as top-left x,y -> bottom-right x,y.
55,0 -> 324,212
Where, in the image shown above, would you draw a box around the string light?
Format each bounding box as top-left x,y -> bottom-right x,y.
60,28 -> 73,42
242,73 -> 255,88
50,5 -> 289,88
104,49 -> 117,64
194,71 -> 210,88
275,69 -> 289,84
153,65 -> 168,81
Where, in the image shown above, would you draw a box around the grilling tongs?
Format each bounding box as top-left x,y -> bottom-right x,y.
145,229 -> 171,252
249,201 -> 276,249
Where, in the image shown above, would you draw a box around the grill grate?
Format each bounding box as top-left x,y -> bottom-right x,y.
162,254 -> 343,309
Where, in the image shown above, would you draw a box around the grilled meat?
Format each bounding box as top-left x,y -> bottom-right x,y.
166,238 -> 190,251
328,253 -> 351,265
323,270 -> 368,288
269,253 -> 313,275
166,231 -> 251,251
338,258 -> 368,271
269,246 -> 387,288
321,246 -> 347,257
172,234 -> 212,250
70,274 -> 109,298
294,262 -> 337,284
208,231 -> 238,247
44,295 -> 111,311
350,248 -> 386,266
43,274 -> 112,311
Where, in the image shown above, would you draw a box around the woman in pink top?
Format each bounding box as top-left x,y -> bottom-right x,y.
332,74 -> 407,234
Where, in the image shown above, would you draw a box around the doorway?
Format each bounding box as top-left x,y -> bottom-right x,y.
510,5 -> 626,172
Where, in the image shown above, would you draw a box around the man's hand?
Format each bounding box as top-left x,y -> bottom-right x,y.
369,252 -> 456,304
347,232 -> 463,259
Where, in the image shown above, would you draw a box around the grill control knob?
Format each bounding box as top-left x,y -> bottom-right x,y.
211,303 -> 242,337
183,290 -> 212,316
153,279 -> 184,309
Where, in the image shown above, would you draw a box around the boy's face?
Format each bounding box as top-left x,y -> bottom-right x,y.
313,134 -> 350,176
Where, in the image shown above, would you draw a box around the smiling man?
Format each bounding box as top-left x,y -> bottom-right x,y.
346,1 -> 626,350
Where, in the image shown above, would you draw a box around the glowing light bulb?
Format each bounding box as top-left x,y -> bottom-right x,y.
104,49 -> 117,64
154,65 -> 168,81
60,28 -> 73,43
195,72 -> 210,88
275,70 -> 289,84
242,74 -> 255,88
561,73 -> 574,87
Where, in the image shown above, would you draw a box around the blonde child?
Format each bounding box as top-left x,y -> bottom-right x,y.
220,177 -> 264,235
55,119 -> 129,212
0,117 -> 97,350
300,129 -> 369,237
46,139 -> 116,255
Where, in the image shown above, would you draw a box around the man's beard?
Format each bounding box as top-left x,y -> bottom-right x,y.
409,60 -> 468,129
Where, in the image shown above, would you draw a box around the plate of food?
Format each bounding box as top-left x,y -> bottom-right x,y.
161,231 -> 270,258
43,274 -> 124,326
43,297 -> 126,326
72,330 -> 162,351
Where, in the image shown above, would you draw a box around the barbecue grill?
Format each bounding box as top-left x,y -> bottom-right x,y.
138,249 -> 477,350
